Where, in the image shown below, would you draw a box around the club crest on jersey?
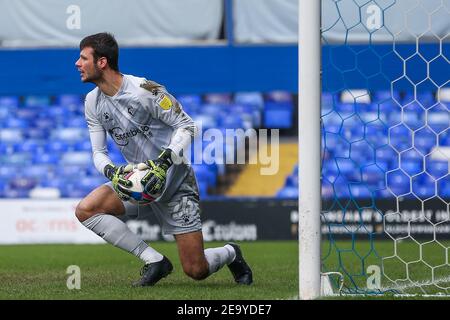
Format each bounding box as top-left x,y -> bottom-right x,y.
156,94 -> 173,110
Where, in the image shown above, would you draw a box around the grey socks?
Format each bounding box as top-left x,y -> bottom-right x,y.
82,214 -> 163,263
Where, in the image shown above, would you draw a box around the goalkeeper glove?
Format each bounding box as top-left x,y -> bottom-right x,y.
104,163 -> 133,201
138,149 -> 173,198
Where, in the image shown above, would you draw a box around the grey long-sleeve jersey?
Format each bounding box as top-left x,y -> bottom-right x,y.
84,74 -> 197,202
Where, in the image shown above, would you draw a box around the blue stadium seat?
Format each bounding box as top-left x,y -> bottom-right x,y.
265,91 -> 292,103
0,165 -> 19,179
24,164 -> 55,179
109,151 -> 126,164
61,152 -> 91,166
438,178 -> 450,198
321,181 -> 334,199
204,93 -> 232,105
0,181 -> 5,197
55,165 -> 88,178
192,164 -> 217,187
3,188 -> 29,198
15,108 -> 41,120
54,94 -> 83,108
0,143 -> 14,155
24,95 -> 50,108
333,177 -> 351,198
387,170 -> 411,196
0,128 -> 24,143
79,176 -> 108,193
389,125 -> 413,151
426,160 -> 448,179
414,128 -> 436,154
34,117 -> 55,130
276,186 -> 298,199
361,165 -> 385,184
46,141 -> 71,153
2,153 -> 32,165
220,115 -> 243,129
5,118 -> 29,129
177,94 -> 202,109
0,96 -> 20,108
287,173 -> 299,187
74,140 -> 92,151
428,105 -> 449,134
9,177 -> 37,191
263,102 -> 293,128
33,153 -> 59,165
412,174 -> 436,199
335,103 -> 355,118
372,90 -> 401,103
26,128 -> 48,140
400,160 -> 423,176
63,117 -> 87,128
51,128 -> 87,142
349,184 -> 372,198
193,114 -> 218,131
14,140 -> 43,154
234,92 -> 264,110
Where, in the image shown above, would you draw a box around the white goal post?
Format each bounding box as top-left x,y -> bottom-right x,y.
298,0 -> 322,300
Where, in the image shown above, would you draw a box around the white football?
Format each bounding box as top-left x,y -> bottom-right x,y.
123,168 -> 155,205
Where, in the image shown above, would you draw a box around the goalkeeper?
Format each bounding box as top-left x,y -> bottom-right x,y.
74,33 -> 252,286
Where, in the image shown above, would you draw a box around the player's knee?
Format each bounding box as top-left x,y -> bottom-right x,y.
183,264 -> 209,281
75,200 -> 96,222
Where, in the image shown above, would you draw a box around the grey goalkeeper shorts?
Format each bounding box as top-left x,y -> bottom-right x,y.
105,170 -> 202,236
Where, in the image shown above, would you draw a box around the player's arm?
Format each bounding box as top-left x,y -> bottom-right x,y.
85,94 -> 132,200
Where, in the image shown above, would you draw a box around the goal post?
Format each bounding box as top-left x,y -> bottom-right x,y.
298,0 -> 322,300
299,0 -> 450,298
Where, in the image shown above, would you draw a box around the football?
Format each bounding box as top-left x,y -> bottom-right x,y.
123,168 -> 155,205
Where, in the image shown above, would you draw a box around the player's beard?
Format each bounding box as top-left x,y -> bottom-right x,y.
83,64 -> 103,83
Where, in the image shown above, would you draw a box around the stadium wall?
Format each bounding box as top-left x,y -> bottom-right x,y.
0,199 -> 298,244
0,44 -> 448,96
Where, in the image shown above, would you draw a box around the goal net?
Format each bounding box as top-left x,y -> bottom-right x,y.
319,0 -> 450,296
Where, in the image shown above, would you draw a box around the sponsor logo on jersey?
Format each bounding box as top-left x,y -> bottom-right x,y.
108,126 -> 152,146
156,94 -> 173,110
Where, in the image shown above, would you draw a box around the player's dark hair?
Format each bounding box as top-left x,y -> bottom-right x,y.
80,32 -> 119,71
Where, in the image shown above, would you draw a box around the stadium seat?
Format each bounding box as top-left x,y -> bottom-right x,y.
0,96 -> 20,108
400,160 -> 423,176
61,152 -> 92,166
426,160 -> 448,179
33,153 -> 59,165
0,128 -> 24,143
387,170 -> 411,196
412,174 -> 436,199
45,141 -> 71,153
276,186 -> 298,199
265,91 -> 292,103
341,89 -> 371,104
234,92 -> 264,110
54,94 -> 83,109
51,128 -> 87,142
349,184 -> 372,198
204,93 -> 232,105
372,90 -> 401,103
34,117 -> 55,130
263,101 -> 293,128
24,95 -> 51,108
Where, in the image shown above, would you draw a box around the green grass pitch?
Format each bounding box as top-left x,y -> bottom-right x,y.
2,239 -> 450,300
0,241 -> 298,300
